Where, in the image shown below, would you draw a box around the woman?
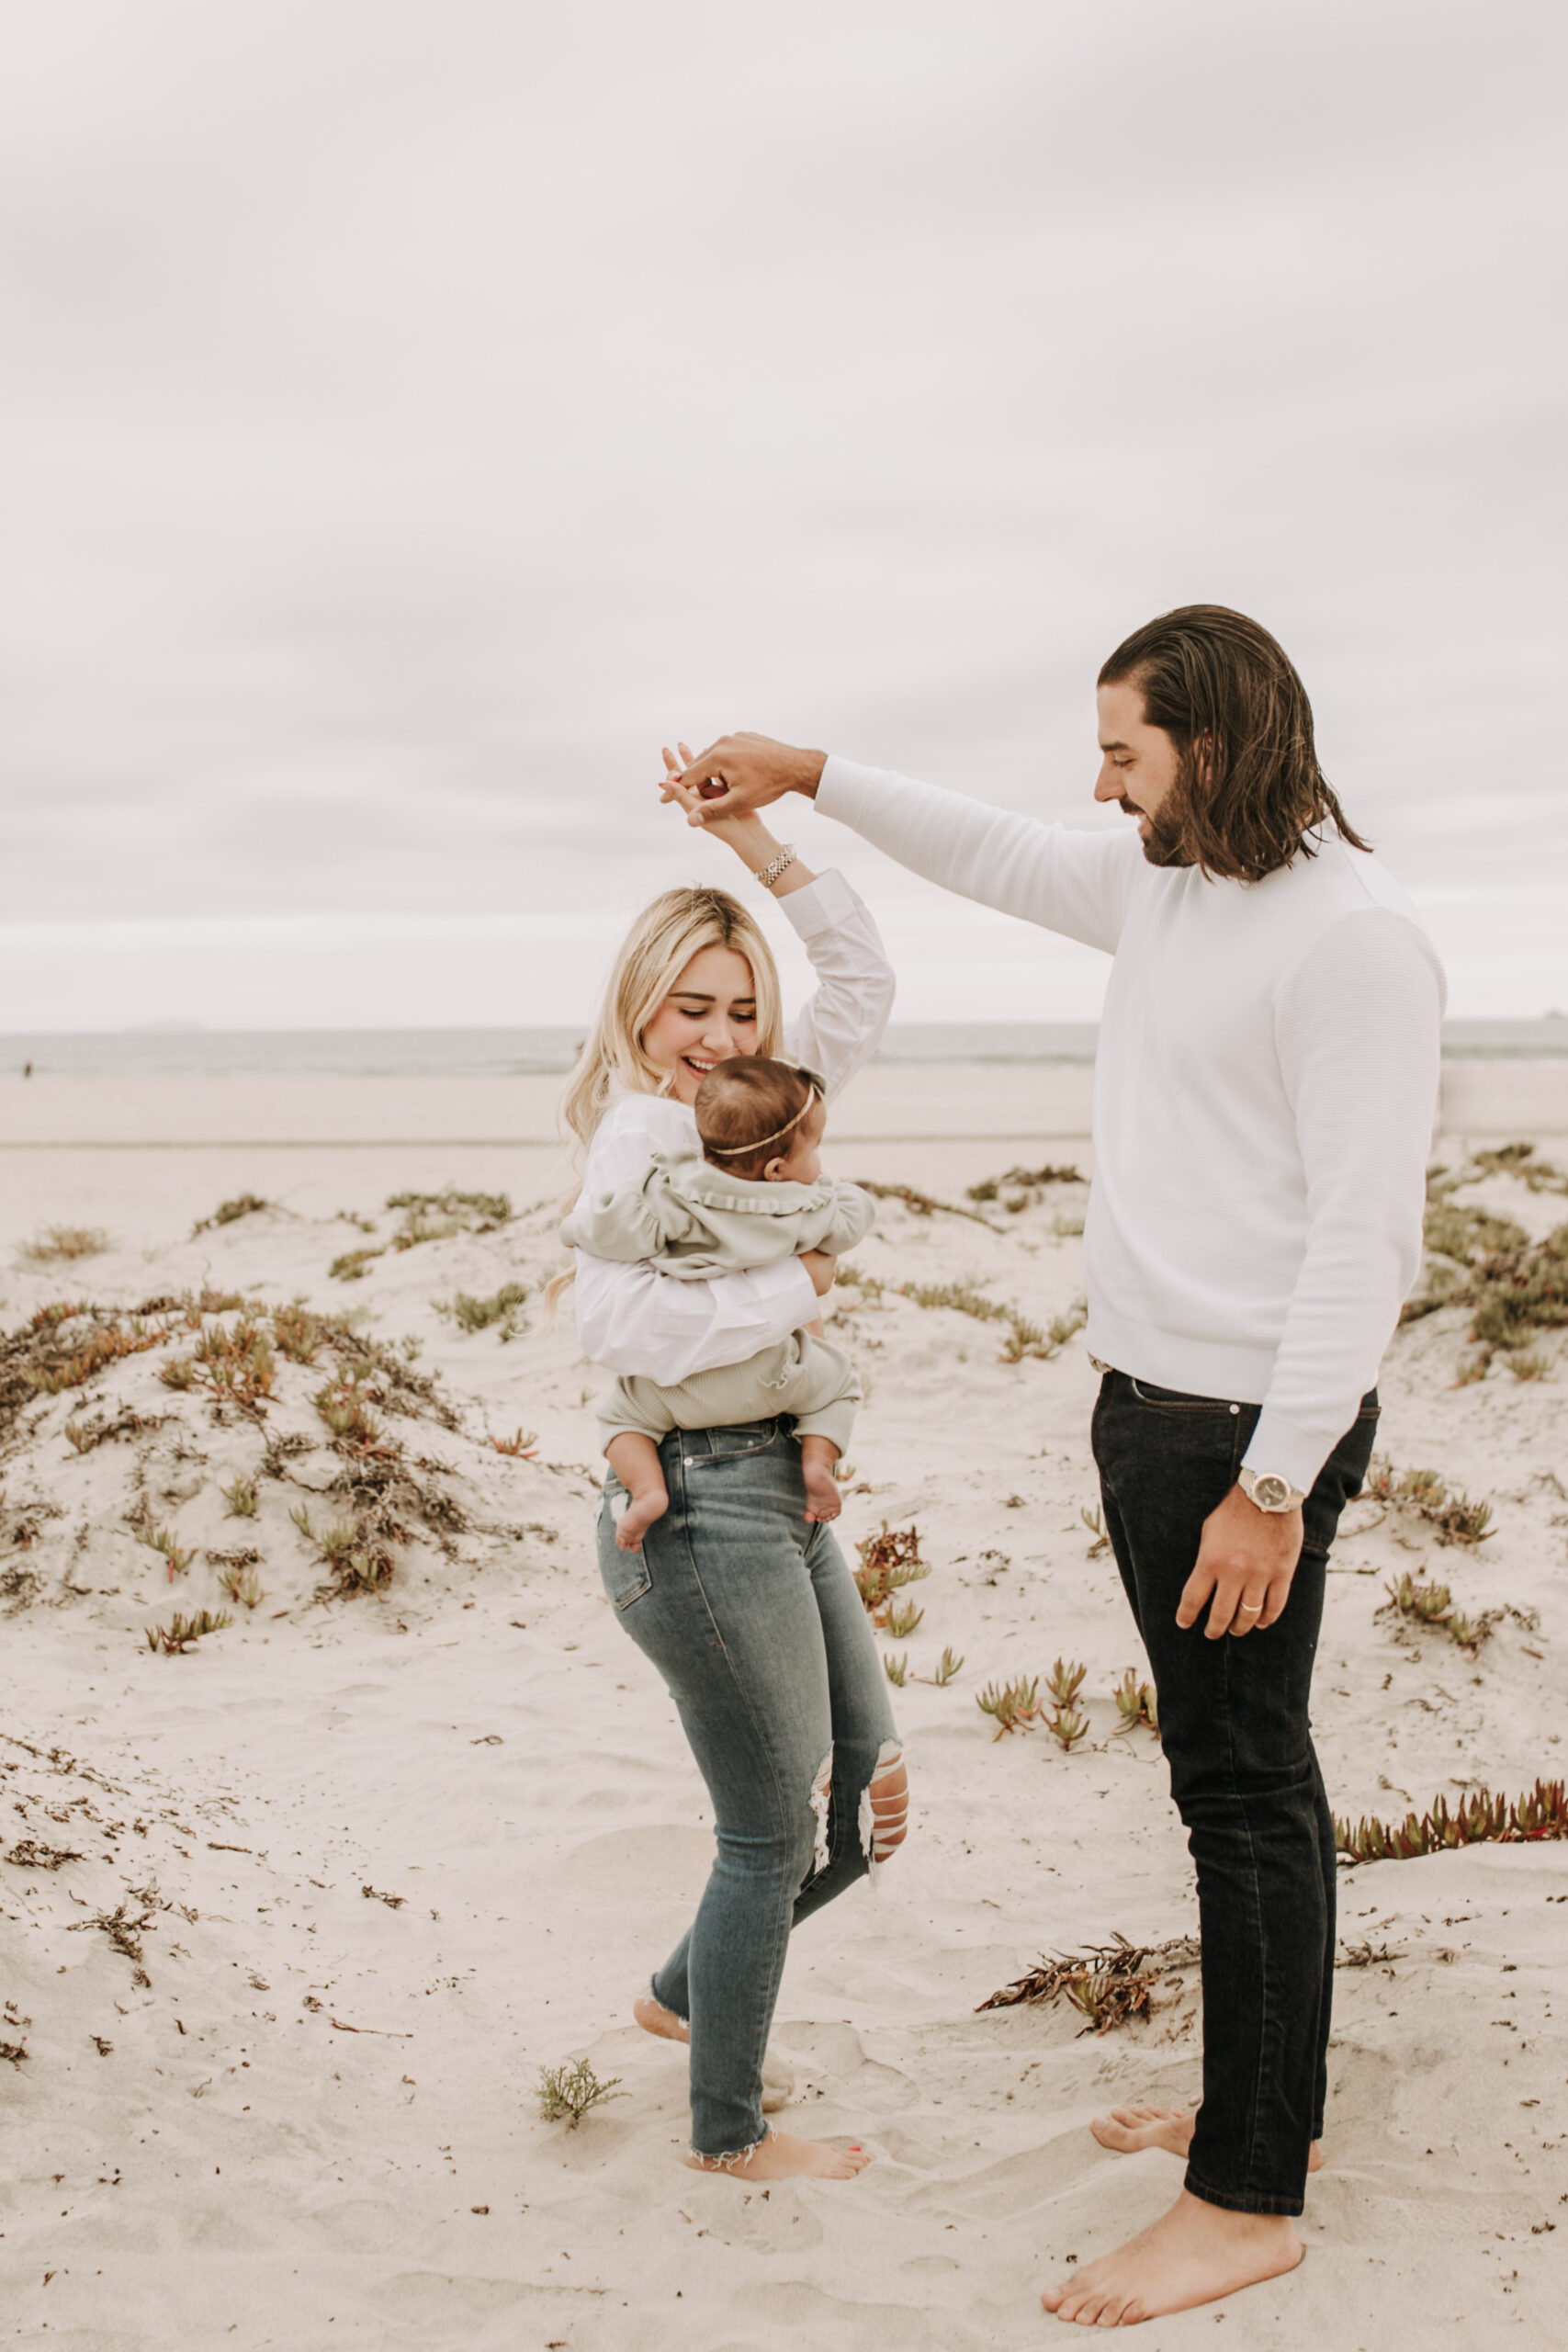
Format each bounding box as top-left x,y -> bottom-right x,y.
561,751 -> 908,2183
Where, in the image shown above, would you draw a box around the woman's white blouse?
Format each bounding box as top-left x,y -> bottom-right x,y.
570,868 -> 895,1385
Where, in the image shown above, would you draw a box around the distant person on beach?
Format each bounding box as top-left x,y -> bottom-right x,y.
667,607 -> 1445,2324
557,761 -> 908,2183
562,1055 -> 874,1549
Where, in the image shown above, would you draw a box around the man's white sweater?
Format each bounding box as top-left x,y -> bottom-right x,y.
817,757 -> 1446,1493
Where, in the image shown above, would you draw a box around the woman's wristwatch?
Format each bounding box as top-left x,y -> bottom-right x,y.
755,843 -> 797,891
1238,1467 -> 1306,1513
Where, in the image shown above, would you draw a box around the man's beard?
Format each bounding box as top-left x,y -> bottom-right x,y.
1134,767 -> 1197,867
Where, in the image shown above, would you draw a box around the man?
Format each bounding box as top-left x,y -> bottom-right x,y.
667,605 -> 1444,2326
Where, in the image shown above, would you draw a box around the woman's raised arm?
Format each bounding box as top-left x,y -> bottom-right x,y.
660,756 -> 896,1098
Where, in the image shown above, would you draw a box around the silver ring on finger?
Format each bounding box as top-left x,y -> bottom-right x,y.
1238,1601 -> 1263,1614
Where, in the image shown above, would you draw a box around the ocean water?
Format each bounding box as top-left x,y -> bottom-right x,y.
1,1018 -> 1564,1078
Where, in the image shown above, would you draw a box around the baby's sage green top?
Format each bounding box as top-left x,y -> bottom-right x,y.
561,1149 -> 874,1279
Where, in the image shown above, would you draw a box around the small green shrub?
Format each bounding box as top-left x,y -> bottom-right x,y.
192,1194 -> 271,1236
535,2059 -> 625,2126
18,1226 -> 109,1265
440,1283 -> 528,1339
145,1610 -> 231,1654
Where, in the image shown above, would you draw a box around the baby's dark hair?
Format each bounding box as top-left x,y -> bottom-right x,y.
695,1057 -> 820,1179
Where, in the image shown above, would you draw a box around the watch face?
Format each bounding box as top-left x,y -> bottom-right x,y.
1254,1475 -> 1291,1510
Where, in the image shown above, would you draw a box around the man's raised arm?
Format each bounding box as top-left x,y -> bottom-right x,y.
671,732 -> 1137,956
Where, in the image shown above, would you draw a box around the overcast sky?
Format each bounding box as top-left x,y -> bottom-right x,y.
3,0 -> 1564,1031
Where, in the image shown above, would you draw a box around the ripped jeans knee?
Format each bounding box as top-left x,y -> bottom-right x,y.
807,1749 -> 833,1879
859,1740 -> 908,1871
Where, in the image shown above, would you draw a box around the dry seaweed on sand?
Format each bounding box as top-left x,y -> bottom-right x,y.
978,1932 -> 1201,2031
5,1838 -> 85,1869
1335,1776 -> 1568,1863
67,1887 -> 162,1986
853,1522 -> 931,1623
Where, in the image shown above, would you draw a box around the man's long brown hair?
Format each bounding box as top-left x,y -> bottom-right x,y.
1098,605 -> 1371,882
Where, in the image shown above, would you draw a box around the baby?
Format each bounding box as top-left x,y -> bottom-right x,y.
562,1057 -> 873,1551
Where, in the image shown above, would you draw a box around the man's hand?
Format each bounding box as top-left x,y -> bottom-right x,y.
1176,1485 -> 1304,1639
664,732 -> 826,824
800,1249 -> 837,1297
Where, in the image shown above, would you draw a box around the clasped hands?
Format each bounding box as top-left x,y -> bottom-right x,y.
656,731 -> 824,825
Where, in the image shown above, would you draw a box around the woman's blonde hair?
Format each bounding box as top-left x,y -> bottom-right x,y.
545,887 -> 784,1318
559,884 -> 785,1153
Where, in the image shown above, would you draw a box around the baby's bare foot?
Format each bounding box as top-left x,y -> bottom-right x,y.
687,2129 -> 869,2182
615,1487 -> 668,1552
802,1464 -> 841,1523
1091,2104 -> 1323,2172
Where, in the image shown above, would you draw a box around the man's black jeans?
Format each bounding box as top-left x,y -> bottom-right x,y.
1092,1370 -> 1379,2217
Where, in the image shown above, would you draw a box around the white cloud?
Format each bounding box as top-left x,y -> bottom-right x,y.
2,0 -> 1564,1015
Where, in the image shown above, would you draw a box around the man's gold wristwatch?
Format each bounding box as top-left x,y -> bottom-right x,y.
1238,1467 -> 1306,1513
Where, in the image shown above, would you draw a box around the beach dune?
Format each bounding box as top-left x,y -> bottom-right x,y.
0,1065 -> 1564,2346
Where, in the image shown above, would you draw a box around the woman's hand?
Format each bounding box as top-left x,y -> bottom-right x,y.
660,743 -> 770,859
671,732 -> 826,820
658,743 -> 818,899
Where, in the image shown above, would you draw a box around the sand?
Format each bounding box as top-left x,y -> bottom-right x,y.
0,1069 -> 1564,2349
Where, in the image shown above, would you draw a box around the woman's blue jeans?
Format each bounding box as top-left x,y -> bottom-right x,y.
1092,1371 -> 1380,2217
597,1417 -> 900,2163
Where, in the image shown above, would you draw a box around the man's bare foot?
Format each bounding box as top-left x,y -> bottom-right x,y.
614,1486 -> 668,1552
1090,2105 -> 1323,2172
1042,2188 -> 1303,2325
687,2128 -> 870,2182
634,1994 -> 795,2110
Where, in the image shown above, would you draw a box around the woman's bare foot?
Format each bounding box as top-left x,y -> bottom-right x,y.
633,1995 -> 795,2111
634,1994 -> 690,2045
1042,2188 -> 1303,2325
687,2128 -> 870,2182
1090,2105 -> 1323,2172
614,1484 -> 668,1552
